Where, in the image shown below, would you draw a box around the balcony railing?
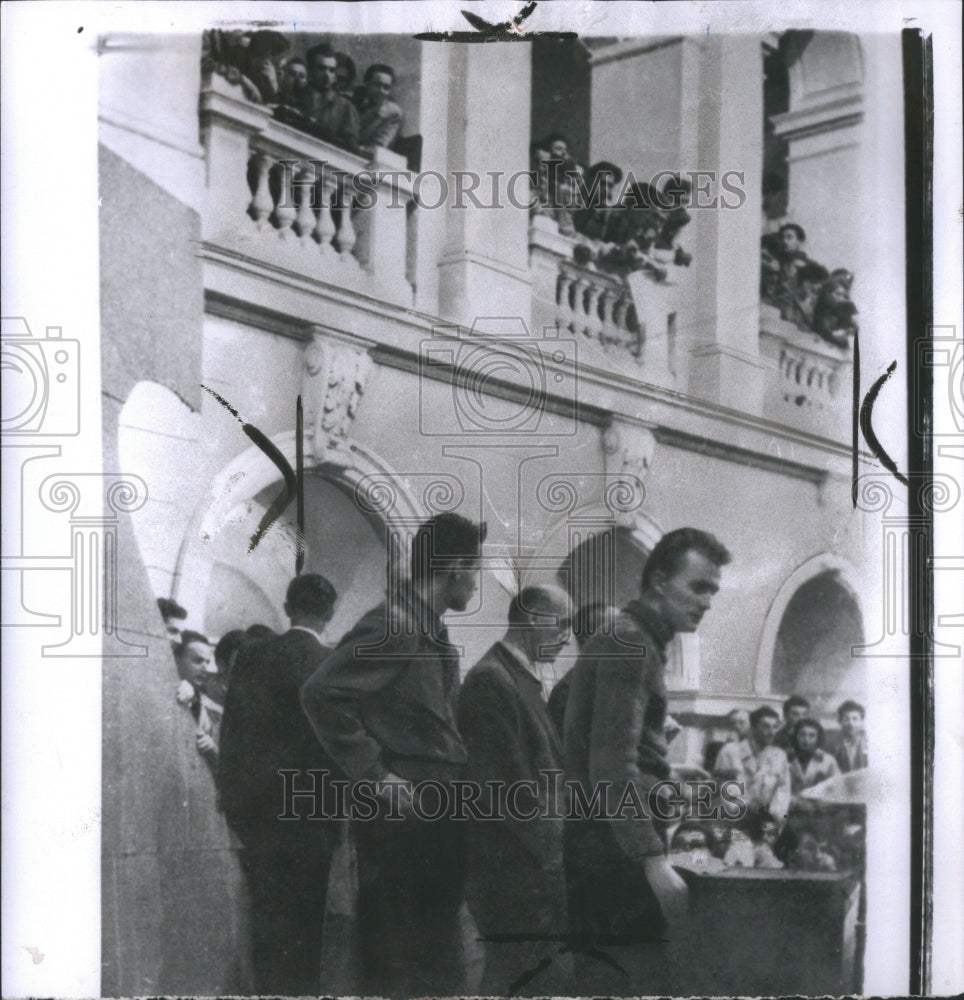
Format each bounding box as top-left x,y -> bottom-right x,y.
529,215 -> 683,386
759,303 -> 852,427
200,75 -> 414,307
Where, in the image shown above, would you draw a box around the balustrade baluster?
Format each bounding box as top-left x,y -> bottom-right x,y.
313,175 -> 338,254
271,160 -> 297,234
248,152 -> 273,230
332,178 -> 357,256
294,168 -> 317,240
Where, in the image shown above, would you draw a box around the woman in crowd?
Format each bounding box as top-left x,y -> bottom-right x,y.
788,718 -> 840,802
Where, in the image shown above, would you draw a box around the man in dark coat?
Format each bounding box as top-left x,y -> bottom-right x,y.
301,512 -> 487,999
304,42 -> 360,151
564,527 -> 731,996
218,573 -> 338,997
458,583 -> 572,995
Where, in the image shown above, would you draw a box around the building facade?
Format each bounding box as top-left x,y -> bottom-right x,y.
98,27 -> 902,994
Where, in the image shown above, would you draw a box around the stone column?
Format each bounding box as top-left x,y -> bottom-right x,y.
686,35 -> 769,412
437,44 -> 533,332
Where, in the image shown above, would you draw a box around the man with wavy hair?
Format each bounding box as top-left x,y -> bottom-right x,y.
564,527 -> 731,996
302,512 -> 487,998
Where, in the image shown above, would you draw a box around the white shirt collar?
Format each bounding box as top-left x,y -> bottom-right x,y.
289,625 -> 325,646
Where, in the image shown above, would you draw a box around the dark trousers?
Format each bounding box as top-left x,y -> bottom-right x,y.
564,822 -> 674,997
354,815 -> 467,998
240,832 -> 332,996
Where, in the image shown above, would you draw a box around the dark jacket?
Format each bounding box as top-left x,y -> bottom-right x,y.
218,628 -> 333,845
305,87 -> 360,152
458,642 -> 567,934
547,668 -> 573,742
564,599 -> 673,862
300,589 -> 466,785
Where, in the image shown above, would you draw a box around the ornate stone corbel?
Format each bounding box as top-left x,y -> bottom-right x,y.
302,326 -> 372,466
603,421 -> 655,524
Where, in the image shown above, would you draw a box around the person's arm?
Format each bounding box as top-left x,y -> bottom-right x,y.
362,104 -> 403,151
588,649 -> 664,861
300,621 -> 404,786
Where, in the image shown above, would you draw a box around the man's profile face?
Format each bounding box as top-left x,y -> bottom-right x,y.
164,617 -> 183,644
840,709 -> 863,737
285,61 -> 308,92
653,549 -> 722,634
177,640 -> 213,686
728,709 -> 750,739
529,602 -> 570,664
366,71 -> 393,103
311,55 -> 337,91
795,725 -> 819,753
753,714 -> 780,747
446,558 -> 482,613
786,703 -> 808,728
780,228 -> 801,252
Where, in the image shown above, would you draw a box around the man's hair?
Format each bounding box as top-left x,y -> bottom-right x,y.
837,699 -> 866,721
285,573 -> 337,617
246,623 -> 276,640
507,585 -> 568,628
364,62 -> 395,83
157,597 -> 187,621
641,528 -> 731,591
792,717 -> 825,747
178,629 -> 210,650
750,706 -> 780,728
335,51 -> 356,83
411,512 -> 487,583
306,42 -> 336,66
587,160 -> 623,184
783,694 -> 810,717
779,222 -> 806,242
285,56 -> 307,70
542,132 -> 570,151
214,629 -> 248,668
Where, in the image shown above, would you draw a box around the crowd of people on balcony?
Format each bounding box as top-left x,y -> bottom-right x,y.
202,30 -> 405,159
156,518 -> 868,997
761,222 -> 859,348
530,133 -> 694,283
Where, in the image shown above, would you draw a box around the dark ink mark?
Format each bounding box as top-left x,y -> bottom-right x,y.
295,395 -> 305,576
507,955 -> 553,996
78,26 -> 84,33
415,2 -> 577,42
203,385 -> 306,567
859,361 -> 909,487
852,327 -> 860,507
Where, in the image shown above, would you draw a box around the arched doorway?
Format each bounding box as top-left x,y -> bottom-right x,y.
769,568 -> 865,715
197,471 -> 390,644
173,434 -> 424,647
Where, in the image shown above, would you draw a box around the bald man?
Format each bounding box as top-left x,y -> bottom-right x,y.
457,584 -> 572,996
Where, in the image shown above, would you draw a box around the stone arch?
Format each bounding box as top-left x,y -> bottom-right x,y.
173,433 -> 423,643
526,507 -> 700,691
754,553 -> 865,710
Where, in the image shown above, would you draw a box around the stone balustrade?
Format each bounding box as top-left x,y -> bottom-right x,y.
759,303 -> 852,428
200,74 -> 414,306
529,215 -> 684,386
